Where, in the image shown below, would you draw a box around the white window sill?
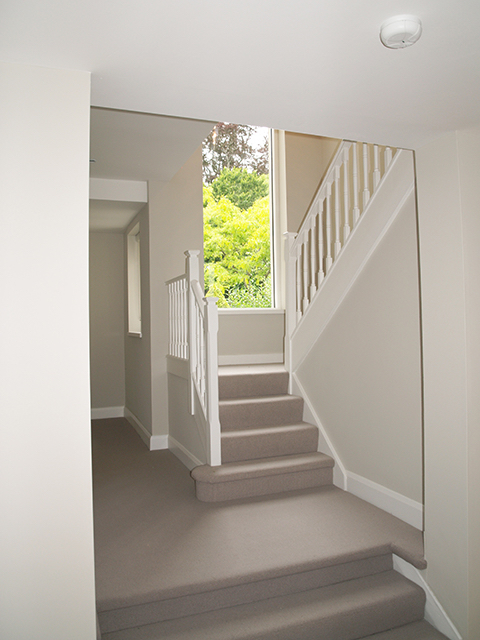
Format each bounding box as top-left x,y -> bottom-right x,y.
128,331 -> 142,338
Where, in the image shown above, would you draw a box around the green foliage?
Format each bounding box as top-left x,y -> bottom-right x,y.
203,188 -> 271,308
211,167 -> 269,211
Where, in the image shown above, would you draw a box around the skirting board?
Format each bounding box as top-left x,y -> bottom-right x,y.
218,353 -> 284,366
346,471 -> 423,531
393,555 -> 462,640
124,407 -> 168,451
169,436 -> 204,471
91,406 -> 124,420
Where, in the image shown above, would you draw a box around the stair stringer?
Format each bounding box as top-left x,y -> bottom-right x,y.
289,149 -> 416,374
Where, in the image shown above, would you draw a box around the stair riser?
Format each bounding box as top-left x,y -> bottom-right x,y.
220,397 -> 304,431
222,427 -> 318,463
99,554 -> 393,633
219,372 -> 289,400
195,467 -> 333,502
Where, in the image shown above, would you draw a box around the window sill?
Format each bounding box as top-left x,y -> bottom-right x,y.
128,331 -> 142,338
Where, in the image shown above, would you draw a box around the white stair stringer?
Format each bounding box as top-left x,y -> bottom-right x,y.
289,149 -> 416,374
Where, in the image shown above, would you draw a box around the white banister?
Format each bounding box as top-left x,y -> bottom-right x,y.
166,250 -> 221,466
284,139 -> 398,361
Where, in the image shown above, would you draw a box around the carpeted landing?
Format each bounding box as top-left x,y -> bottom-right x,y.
92,418 -> 447,640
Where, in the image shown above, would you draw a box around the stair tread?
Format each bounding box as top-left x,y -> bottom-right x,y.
221,422 -> 318,439
102,570 -> 424,640
358,620 -> 449,639
219,394 -> 302,406
191,452 -> 335,483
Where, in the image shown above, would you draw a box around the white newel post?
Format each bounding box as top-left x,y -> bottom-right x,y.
204,296 -> 221,466
284,232 -> 297,389
185,250 -> 200,415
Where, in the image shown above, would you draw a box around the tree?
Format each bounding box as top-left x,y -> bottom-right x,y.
203,123 -> 269,183
211,167 -> 269,211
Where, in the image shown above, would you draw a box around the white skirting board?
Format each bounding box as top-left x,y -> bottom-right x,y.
124,407 -> 168,451
91,406 -> 124,419
393,555 -> 462,640
169,436 -> 203,471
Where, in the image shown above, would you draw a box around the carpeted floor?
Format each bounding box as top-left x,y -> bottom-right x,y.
92,417 -> 425,615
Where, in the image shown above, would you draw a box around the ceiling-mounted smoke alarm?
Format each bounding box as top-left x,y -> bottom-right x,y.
380,15 -> 422,49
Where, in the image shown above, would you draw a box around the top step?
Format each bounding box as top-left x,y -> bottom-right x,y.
219,364 -> 288,400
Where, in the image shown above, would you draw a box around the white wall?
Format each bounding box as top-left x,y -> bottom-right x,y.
149,147 -> 205,437
0,62 -> 96,639
416,127 -> 480,640
297,195 -> 423,502
218,310 -> 285,364
89,232 -> 125,411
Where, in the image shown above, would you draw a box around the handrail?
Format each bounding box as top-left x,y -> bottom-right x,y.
166,250 -> 221,466
284,140 -> 397,373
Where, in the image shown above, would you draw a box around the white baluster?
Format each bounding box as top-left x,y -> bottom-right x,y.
325,183 -> 333,273
362,143 -> 370,208
309,219 -> 317,299
352,142 -> 360,225
385,146 -> 393,169
302,237 -> 309,313
295,246 -> 302,323
373,144 -> 380,191
343,147 -> 351,243
204,296 -> 221,466
318,204 -> 325,285
283,231 -> 298,382
334,166 -> 341,259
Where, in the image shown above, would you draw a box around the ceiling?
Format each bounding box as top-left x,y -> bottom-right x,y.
2,0 -> 480,151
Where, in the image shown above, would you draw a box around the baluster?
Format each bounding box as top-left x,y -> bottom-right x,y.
343,147 -> 351,242
181,280 -> 187,359
362,143 -> 370,208
295,248 -> 302,323
325,183 -> 333,273
352,143 -> 360,225
309,218 -> 317,299
385,146 -> 393,169
302,236 -> 309,313
283,231 -> 298,381
318,203 -> 325,284
204,296 -> 221,465
334,166 -> 341,259
173,281 -> 178,357
373,144 -> 380,191
168,284 -> 173,355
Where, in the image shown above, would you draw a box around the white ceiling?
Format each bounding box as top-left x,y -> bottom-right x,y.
2,0 -> 480,151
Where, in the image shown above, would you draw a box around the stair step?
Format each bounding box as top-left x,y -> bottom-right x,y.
101,571 -> 425,640
221,422 -> 319,463
219,365 -> 289,400
99,553 -> 393,634
191,452 -> 334,502
220,395 -> 304,431
358,620 -> 450,639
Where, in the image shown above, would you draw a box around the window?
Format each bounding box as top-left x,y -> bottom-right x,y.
127,222 -> 142,336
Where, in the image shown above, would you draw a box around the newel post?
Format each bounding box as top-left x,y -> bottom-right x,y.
204,296 -> 221,466
284,232 -> 297,390
185,250 -> 200,415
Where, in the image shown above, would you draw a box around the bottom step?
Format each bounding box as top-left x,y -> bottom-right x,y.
191,452 -> 334,502
359,620 -> 449,639
102,571 -> 425,640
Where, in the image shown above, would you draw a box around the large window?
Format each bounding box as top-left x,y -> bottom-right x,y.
202,123 -> 272,308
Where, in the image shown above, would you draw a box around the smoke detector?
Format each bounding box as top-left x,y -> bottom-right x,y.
380,15 -> 422,49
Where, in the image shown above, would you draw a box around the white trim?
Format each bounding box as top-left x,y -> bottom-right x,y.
91,406 -> 124,420
292,372 -> 347,490
346,471 -> 424,530
166,354 -> 189,379
124,407 -> 168,451
169,436 -> 203,471
393,555 -> 462,640
218,353 -> 284,366
218,308 -> 285,316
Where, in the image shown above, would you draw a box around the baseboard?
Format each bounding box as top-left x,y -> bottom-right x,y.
218,353 -> 284,366
393,555 -> 462,640
346,471 -> 423,530
124,407 -> 168,451
169,436 -> 203,471
91,406 -> 124,420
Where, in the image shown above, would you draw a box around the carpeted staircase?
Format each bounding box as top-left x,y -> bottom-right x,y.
94,364 -> 450,639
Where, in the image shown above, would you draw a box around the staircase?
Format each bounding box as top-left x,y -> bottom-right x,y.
191,364 -> 334,502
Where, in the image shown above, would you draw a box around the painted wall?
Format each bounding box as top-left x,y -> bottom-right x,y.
285,132 -> 340,232
297,196 -> 423,502
124,204 -> 153,432
416,127 -> 480,640
218,310 -> 285,364
89,232 -> 125,410
0,62 -> 96,639
149,147 -> 205,437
